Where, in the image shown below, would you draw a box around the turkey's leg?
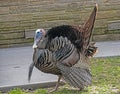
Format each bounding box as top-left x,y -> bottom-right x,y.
50,75 -> 62,92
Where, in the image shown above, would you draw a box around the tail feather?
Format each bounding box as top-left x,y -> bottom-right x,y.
86,42 -> 98,57
57,63 -> 92,89
67,71 -> 83,88
28,62 -> 34,81
66,67 -> 91,88
65,73 -> 81,88
70,70 -> 84,88
74,68 -> 92,85
73,68 -> 88,86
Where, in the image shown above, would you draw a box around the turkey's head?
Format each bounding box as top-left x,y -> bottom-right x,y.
33,29 -> 46,49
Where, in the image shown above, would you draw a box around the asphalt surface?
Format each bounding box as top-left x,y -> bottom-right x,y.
94,41 -> 120,57
0,41 -> 120,92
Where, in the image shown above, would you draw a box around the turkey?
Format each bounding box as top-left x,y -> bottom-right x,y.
29,4 -> 98,92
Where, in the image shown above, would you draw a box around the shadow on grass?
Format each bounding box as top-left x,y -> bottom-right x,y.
52,88 -> 88,94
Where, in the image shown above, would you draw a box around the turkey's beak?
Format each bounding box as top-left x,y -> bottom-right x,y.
33,37 -> 41,49
33,40 -> 38,48
33,29 -> 46,49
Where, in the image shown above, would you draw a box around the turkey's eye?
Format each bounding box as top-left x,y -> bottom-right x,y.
37,31 -> 42,35
36,31 -> 42,39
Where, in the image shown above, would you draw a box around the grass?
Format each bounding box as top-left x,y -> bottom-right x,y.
1,56 -> 120,94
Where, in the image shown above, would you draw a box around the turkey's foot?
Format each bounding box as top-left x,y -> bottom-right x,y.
78,87 -> 84,91
49,75 -> 62,93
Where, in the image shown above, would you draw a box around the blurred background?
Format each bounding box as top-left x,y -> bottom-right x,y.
0,0 -> 120,48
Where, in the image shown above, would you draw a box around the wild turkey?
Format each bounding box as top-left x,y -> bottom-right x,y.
29,4 -> 98,92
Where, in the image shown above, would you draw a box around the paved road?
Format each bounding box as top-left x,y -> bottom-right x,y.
0,41 -> 120,92
0,46 -> 58,92
94,41 -> 120,57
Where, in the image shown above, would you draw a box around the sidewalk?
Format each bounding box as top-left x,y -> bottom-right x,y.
94,41 -> 120,57
0,41 -> 120,92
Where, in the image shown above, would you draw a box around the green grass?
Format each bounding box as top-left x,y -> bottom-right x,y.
7,88 -> 28,94
1,57 -> 120,94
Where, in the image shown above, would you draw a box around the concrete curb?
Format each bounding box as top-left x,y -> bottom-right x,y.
0,81 -> 65,92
